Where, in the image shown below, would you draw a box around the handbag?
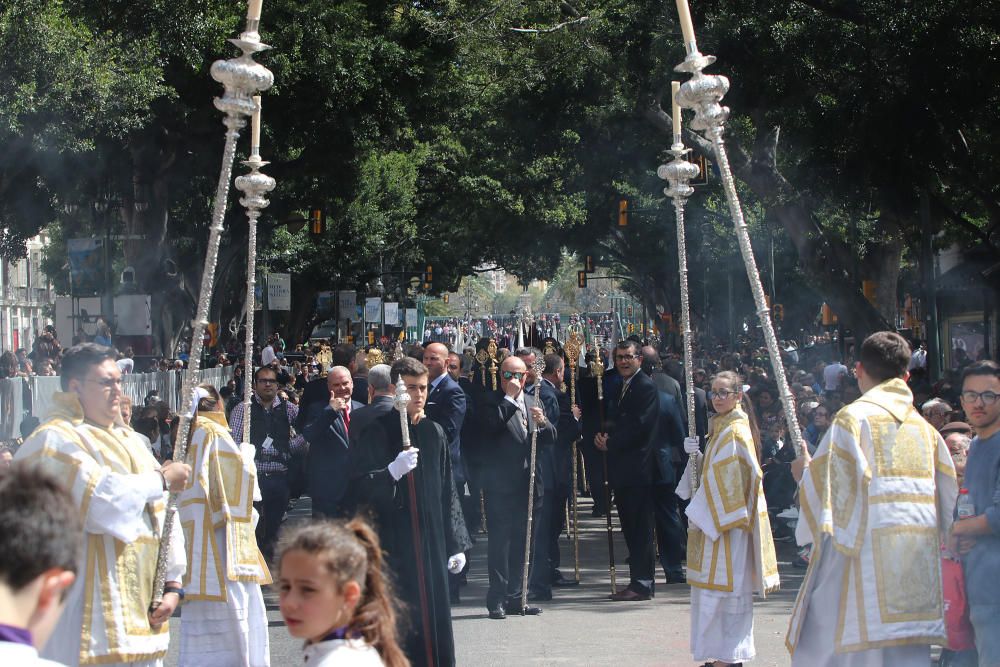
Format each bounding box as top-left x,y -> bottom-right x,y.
941,550 -> 975,651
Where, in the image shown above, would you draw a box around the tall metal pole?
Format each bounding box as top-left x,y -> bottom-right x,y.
151,16 -> 274,608
674,33 -> 804,456
591,357 -> 617,596
520,357 -> 544,612
657,117 -> 702,493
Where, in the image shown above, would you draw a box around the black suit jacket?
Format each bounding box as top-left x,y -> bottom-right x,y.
348,395 -> 395,448
424,374 -> 467,484
296,377 -> 329,432
604,370 -> 660,488
480,390 -> 556,496
303,398 -> 365,516
530,380 -> 564,491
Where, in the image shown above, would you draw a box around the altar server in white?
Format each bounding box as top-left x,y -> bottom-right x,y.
15,343 -> 190,667
179,384 -> 271,666
787,332 -> 957,665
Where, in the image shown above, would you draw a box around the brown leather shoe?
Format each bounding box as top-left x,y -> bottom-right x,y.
610,586 -> 651,601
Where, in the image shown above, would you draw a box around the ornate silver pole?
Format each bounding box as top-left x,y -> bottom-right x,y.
657,124 -> 702,492
235,103 -> 276,445
674,41 -> 804,456
151,20 -> 274,608
520,356 -> 545,612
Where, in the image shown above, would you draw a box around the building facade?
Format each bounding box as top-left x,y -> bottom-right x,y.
0,234 -> 54,353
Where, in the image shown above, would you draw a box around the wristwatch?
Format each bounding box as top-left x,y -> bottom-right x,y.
163,585 -> 185,600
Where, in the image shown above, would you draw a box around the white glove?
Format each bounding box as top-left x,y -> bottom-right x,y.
447,552 -> 466,574
684,436 -> 701,455
675,460 -> 693,501
388,448 -> 419,481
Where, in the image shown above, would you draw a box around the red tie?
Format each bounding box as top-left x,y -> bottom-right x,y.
344,405 -> 350,434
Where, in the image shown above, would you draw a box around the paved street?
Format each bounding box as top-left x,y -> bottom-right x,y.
166,494 -> 804,666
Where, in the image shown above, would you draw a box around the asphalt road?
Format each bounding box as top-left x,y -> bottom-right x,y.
166,494 -> 805,667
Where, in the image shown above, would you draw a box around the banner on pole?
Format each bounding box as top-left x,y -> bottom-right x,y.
267,273 -> 291,310
365,298 -> 382,323
405,308 -> 418,328
384,302 -> 399,326
338,290 -> 356,320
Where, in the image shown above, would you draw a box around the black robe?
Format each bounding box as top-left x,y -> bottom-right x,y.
345,411 -> 472,667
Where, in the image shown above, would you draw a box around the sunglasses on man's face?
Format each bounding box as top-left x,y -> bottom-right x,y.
502,371 -> 526,381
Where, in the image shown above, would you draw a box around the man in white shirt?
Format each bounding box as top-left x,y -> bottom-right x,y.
822,360 -> 849,394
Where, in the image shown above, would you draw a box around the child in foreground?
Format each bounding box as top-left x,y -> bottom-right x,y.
277,519 -> 410,667
0,463 -> 83,666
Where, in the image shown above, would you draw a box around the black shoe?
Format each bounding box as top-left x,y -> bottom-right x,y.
507,604 -> 542,616
552,576 -> 579,587
488,605 -> 506,620
527,591 -> 552,602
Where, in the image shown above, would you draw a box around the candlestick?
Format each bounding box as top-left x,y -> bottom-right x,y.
251,95 -> 261,159
675,0 -> 697,54
247,0 -> 263,21
674,49 -> 805,458
151,14 -> 274,610
671,81 -> 682,145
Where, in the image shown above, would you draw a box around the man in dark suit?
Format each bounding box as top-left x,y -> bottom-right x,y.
423,342 -> 468,602
480,355 -> 555,619
347,363 -> 394,447
297,343 -> 359,432
595,339 -> 660,601
302,365 -> 364,518
652,388 -> 688,583
529,352 -> 580,600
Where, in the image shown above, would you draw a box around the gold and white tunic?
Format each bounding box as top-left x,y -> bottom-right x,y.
678,407 -> 779,663
178,411 -> 271,667
787,378 -> 957,665
15,393 -> 186,667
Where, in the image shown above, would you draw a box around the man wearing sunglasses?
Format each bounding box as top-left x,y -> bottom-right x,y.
481,355 -> 556,619
594,339 -> 661,601
15,343 -> 191,665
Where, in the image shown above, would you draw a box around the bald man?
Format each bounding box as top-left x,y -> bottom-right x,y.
302,365 -> 365,517
480,356 -> 555,618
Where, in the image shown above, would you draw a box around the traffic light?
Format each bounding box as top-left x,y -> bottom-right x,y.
628,323 -> 634,334
863,280 -> 877,304
206,322 -> 219,347
690,154 -> 710,186
423,264 -> 433,291
309,208 -> 325,236
443,294 -> 449,304
618,199 -> 628,226
584,255 -> 596,273
577,270 -> 587,288
773,304 -> 784,321
367,330 -> 375,345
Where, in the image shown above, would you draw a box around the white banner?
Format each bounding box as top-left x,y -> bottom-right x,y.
405,308 -> 418,328
267,273 -> 292,310
384,302 -> 399,326
338,290 -> 356,320
365,298 -> 382,323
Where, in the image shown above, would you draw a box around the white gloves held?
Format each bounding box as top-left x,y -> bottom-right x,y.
447,552 -> 466,574
388,448 -> 419,481
684,436 -> 701,455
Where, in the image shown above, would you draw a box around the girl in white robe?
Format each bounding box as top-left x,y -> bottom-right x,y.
677,371 -> 780,666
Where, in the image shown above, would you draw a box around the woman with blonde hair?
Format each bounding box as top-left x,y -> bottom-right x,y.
677,370 -> 779,666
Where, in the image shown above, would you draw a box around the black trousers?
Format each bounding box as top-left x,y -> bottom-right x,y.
614,483 -> 654,589
580,440 -> 608,513
255,470 -> 289,561
651,483 -> 686,576
484,481 -> 529,609
528,483 -> 558,595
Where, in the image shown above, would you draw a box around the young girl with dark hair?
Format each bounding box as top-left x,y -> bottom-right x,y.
277,519 -> 409,667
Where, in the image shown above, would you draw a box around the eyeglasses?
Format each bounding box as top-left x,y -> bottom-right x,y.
502,371 -> 526,381
614,354 -> 638,361
961,390 -> 1000,405
256,378 -> 278,385
710,389 -> 739,400
85,377 -> 123,390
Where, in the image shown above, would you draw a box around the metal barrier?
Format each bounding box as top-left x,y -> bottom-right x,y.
0,367 -> 234,438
